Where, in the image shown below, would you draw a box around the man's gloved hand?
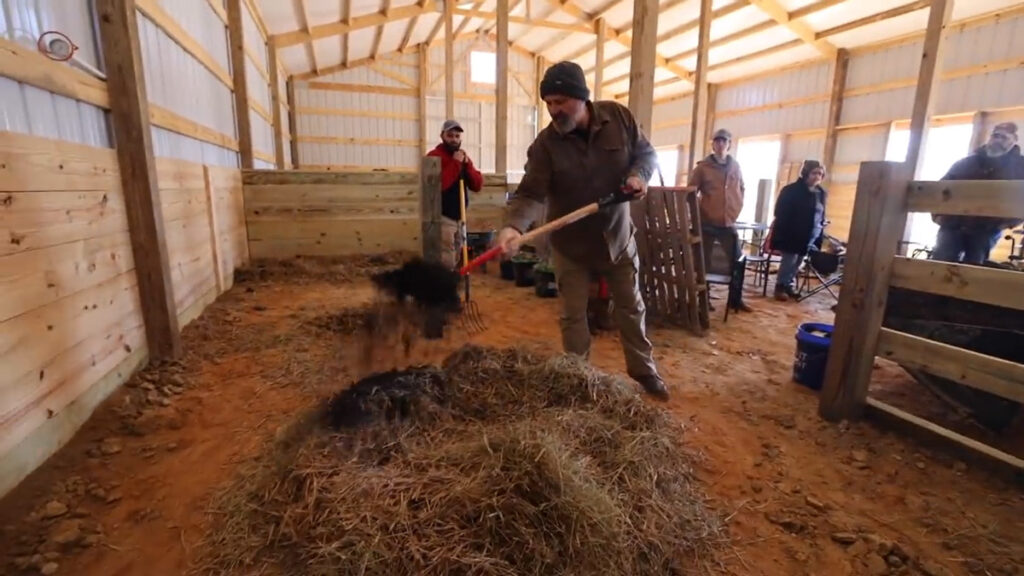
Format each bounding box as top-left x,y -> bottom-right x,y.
495,226 -> 522,256
624,175 -> 647,200
453,150 -> 468,163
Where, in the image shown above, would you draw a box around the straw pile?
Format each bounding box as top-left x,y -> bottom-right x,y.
197,345 -> 724,575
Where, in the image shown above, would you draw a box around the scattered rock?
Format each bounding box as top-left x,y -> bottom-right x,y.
851,449 -> 868,463
105,491 -> 123,504
865,553 -> 890,575
41,562 -> 59,575
886,554 -> 904,568
158,397 -> 171,407
953,461 -> 967,474
81,534 -> 102,548
915,461 -> 926,470
168,375 -> 186,388
99,438 -> 122,456
831,532 -> 858,545
146,392 -> 161,405
42,552 -> 60,562
140,382 -> 156,392
805,495 -> 827,511
49,519 -> 82,546
41,501 -> 68,519
765,511 -> 807,534
14,556 -> 32,570
89,487 -> 107,501
863,534 -> 894,557
165,442 -> 179,451
750,481 -> 764,494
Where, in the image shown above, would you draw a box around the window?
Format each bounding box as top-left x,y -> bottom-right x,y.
734,137 -> 782,224
885,122 -> 974,247
653,147 -> 678,186
470,51 -> 496,84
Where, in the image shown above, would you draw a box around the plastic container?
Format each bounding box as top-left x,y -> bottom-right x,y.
466,231 -> 496,273
499,259 -> 515,280
793,322 -> 833,390
512,257 -> 538,287
534,266 -> 558,297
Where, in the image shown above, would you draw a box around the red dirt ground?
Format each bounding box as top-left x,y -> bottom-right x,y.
1,261 -> 1021,576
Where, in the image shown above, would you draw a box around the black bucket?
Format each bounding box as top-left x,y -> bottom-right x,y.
467,231 -> 496,273
793,322 -> 833,390
499,259 -> 515,280
513,259 -> 537,287
534,269 -> 558,297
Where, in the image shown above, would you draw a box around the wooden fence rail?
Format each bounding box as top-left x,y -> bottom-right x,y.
818,161 -> 1024,472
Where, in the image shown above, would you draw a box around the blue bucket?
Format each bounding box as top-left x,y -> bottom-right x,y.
793,323 -> 833,390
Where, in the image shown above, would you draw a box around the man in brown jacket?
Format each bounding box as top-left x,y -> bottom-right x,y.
494,61 -> 669,401
689,128 -> 753,312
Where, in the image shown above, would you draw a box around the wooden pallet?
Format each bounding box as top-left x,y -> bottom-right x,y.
632,186 -> 709,335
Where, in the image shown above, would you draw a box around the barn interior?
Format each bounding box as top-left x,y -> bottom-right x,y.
1,0 -> 1023,575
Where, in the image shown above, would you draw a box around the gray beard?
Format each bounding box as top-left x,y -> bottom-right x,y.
553,116 -> 575,134
985,144 -> 1009,157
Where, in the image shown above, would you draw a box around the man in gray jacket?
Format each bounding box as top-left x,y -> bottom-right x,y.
493,61 -> 669,401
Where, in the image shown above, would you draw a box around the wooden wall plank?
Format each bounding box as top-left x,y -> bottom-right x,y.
687,0 -> 712,171
907,180 -> 1024,218
0,132 -> 119,192
889,256 -> 1024,311
0,191 -> 129,257
0,38 -> 109,108
627,0 -> 659,135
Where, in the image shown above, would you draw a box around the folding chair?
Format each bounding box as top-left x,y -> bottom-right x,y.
796,240 -> 845,302
744,221 -> 782,297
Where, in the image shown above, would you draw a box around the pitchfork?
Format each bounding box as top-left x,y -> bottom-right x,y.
457,176 -> 487,334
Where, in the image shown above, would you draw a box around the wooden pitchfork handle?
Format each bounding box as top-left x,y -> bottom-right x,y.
458,187 -> 634,276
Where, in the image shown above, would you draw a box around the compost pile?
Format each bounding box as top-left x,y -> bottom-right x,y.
197,345 -> 724,576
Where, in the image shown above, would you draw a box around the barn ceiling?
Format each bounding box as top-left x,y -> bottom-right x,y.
257,0 -> 1023,99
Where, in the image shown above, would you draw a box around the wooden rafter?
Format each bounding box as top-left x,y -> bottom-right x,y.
563,0 -> 686,63
816,0 -> 931,40
294,0 -> 318,74
273,3 -> 437,47
372,0 -> 392,60
745,0 -> 837,57
453,0 -> 487,37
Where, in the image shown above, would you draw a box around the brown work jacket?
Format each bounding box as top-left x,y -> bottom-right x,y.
689,154 -> 745,227
504,100 -> 658,266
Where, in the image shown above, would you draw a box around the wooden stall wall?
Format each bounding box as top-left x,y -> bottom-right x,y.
649,6 -> 1024,251
0,132 -> 147,498
243,170 -> 508,259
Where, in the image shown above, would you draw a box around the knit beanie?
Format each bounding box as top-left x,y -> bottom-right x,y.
800,159 -> 825,178
540,61 -> 590,101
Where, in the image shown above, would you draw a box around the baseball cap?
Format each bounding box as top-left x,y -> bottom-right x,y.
441,119 -> 463,133
712,128 -> 732,141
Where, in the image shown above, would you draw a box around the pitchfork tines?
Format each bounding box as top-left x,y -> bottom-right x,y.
458,297 -> 486,334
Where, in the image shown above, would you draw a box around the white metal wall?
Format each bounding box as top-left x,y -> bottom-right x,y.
0,1 -> 110,147
242,0 -> 273,168
277,61 -> 292,168
714,61 -> 832,139
136,2 -> 238,167
652,95 -> 693,148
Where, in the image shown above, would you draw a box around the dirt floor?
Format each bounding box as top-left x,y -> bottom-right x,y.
1,257 -> 1022,576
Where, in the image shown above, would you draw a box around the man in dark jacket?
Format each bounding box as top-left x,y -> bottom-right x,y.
931,122 -> 1024,264
426,119 -> 484,268
771,160 -> 827,301
493,61 -> 669,401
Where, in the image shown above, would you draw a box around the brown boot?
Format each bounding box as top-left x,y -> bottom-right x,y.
774,288 -> 789,302
633,374 -> 670,401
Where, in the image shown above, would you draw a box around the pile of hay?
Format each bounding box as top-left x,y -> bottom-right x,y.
233,252 -> 413,285
197,346 -> 725,575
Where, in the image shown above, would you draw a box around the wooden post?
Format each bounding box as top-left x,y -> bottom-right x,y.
96,0 -> 182,360
286,78 -> 299,167
535,55 -> 547,135
594,18 -> 606,101
822,48 -> 849,185
753,178 -> 772,246
970,111 -> 989,151
495,0 -> 508,174
203,166 -> 224,294
419,44 -> 429,154
269,47 -> 286,169
421,156 -> 444,338
688,0 -> 712,171
627,0 -> 658,135
905,0 -> 953,175
702,83 -> 718,149
675,145 -> 687,185
819,162 -> 912,422
444,0 -> 455,121
227,0 -> 254,169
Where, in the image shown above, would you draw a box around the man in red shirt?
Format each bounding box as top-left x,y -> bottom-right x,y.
426,119 -> 484,268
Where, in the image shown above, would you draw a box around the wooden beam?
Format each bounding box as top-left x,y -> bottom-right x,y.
687,0 -> 712,172
496,0 -> 509,174
703,83 -> 718,150
970,111 -> 989,151
295,0 -> 318,75
202,166 -> 225,294
400,11 -> 419,52
445,0 -> 455,120
287,78 -> 300,167
243,0 -> 269,40
421,156 -> 443,262
822,48 -> 849,185
419,44 -> 429,154
593,17 -> 606,100
272,3 -> 437,48
536,56 -> 547,135
227,0 -> 254,169
96,0 -> 181,360
905,0 -> 953,176
817,0 -> 930,40
626,0 -> 658,135
269,47 -> 286,169
818,162 -> 912,421
908,180 -> 1024,221
745,0 -> 837,57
